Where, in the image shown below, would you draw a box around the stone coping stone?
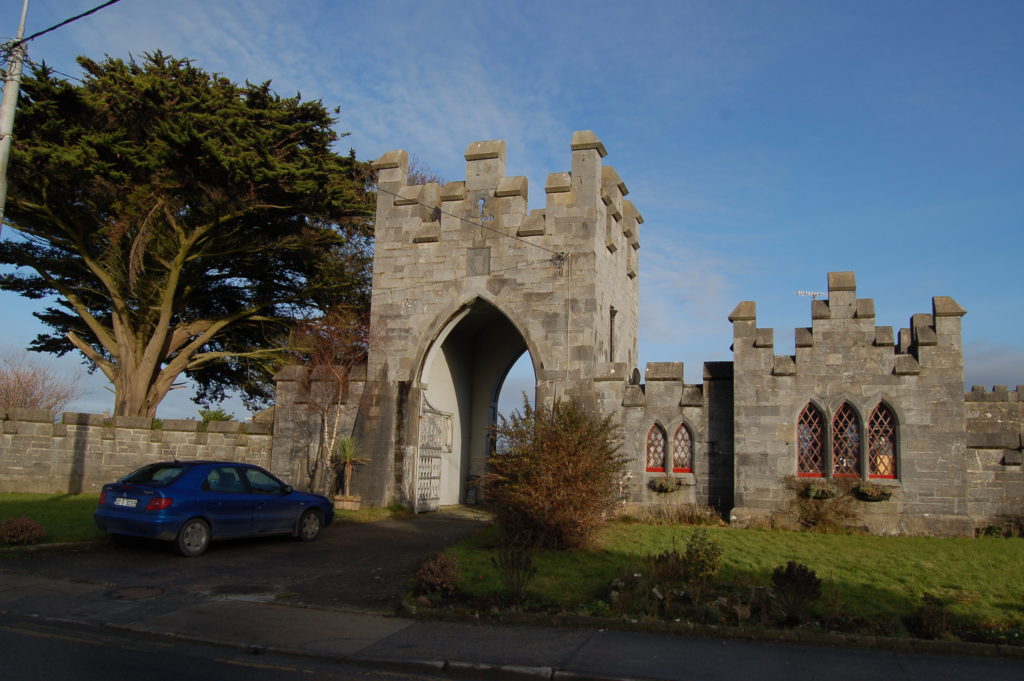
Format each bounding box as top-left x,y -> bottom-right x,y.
62,412 -> 108,426
9,408 -> 53,423
113,416 -> 152,429
645,362 -> 682,381
162,419 -> 200,432
246,422 -> 272,436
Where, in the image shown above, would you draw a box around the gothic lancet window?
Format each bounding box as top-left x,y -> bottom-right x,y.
646,424 -> 667,472
797,404 -> 826,477
672,424 -> 693,473
832,403 -> 861,477
868,404 -> 898,478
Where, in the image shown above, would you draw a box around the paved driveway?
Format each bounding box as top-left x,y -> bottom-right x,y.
0,507 -> 489,613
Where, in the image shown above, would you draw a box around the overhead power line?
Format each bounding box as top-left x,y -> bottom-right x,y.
372,182 -> 565,259
3,0 -> 123,55
1,0 -> 124,235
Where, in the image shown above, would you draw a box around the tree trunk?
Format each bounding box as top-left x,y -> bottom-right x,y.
112,365 -> 173,418
343,460 -> 353,497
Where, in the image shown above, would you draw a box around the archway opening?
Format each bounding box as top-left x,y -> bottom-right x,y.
496,351 -> 536,421
420,299 -> 535,505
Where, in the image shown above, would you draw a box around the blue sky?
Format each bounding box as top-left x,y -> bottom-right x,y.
1,0 -> 1021,419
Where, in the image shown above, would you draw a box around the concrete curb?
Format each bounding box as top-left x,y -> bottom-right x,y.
408,606 -> 1024,660
7,608 -> 665,681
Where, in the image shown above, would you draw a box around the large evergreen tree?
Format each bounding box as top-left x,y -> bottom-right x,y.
0,53 -> 373,417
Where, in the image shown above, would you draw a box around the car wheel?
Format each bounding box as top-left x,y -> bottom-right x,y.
297,509 -> 321,542
175,518 -> 210,557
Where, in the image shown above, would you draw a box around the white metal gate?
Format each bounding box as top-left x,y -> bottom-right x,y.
416,399 -> 452,512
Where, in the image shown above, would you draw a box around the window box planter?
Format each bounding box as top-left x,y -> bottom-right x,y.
854,482 -> 892,502
648,476 -> 688,494
803,481 -> 838,500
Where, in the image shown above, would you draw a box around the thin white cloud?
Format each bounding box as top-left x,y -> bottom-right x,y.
640,236 -> 734,343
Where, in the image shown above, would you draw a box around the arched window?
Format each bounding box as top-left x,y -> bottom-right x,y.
868,404 -> 897,479
797,404 -> 825,477
645,424 -> 667,472
832,403 -> 861,477
672,424 -> 693,473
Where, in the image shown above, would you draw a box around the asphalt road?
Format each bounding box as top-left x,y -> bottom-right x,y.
1,508 -> 489,613
0,614 -> 456,681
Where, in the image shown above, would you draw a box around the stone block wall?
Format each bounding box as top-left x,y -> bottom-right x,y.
0,409 -> 273,494
728,272 -> 973,535
270,364 -> 367,495
596,364 -> 697,506
965,386 -> 1024,527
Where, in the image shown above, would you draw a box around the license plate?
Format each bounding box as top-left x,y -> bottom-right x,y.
114,497 -> 138,508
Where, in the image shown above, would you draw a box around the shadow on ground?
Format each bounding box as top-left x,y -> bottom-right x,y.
0,507 -> 491,613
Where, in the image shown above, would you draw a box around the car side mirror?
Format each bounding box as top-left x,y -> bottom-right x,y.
282,485 -> 293,495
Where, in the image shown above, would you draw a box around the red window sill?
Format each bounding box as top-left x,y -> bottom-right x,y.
645,467 -> 665,473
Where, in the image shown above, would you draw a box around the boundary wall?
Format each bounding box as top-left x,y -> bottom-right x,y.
0,409 -> 272,494
965,386 -> 1024,528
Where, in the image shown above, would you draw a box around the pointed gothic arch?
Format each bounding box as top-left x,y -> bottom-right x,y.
797,402 -> 826,477
415,297 -> 537,505
867,402 -> 899,479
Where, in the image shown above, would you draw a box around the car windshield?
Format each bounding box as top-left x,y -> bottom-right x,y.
122,464 -> 185,487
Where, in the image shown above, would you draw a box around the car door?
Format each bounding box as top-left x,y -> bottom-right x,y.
202,466 -> 256,537
244,467 -> 301,534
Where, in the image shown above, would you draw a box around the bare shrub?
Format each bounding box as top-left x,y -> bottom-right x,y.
783,476 -> 861,532
414,552 -> 461,596
0,353 -> 80,414
289,309 -> 370,496
491,547 -> 538,604
0,516 -> 47,546
406,155 -> 444,186
485,397 -> 626,550
639,503 -> 724,526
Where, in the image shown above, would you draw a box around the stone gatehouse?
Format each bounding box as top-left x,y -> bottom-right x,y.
267,131 -> 1023,536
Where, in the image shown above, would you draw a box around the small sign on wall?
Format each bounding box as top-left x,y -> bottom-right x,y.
467,247 -> 490,276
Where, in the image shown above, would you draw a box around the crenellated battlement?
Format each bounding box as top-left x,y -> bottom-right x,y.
592,361 -> 715,411
370,131 -> 642,271
729,271 -> 967,378
966,385 -> 1024,402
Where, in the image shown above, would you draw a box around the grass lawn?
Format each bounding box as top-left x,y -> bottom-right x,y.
0,493 -> 106,546
449,522 -> 1024,639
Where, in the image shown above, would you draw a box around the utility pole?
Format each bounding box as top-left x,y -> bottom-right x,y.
0,0 -> 30,237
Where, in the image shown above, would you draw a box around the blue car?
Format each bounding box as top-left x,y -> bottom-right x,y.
94,461 -> 334,557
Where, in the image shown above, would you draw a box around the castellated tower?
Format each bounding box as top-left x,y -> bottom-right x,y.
356,132 -> 642,509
